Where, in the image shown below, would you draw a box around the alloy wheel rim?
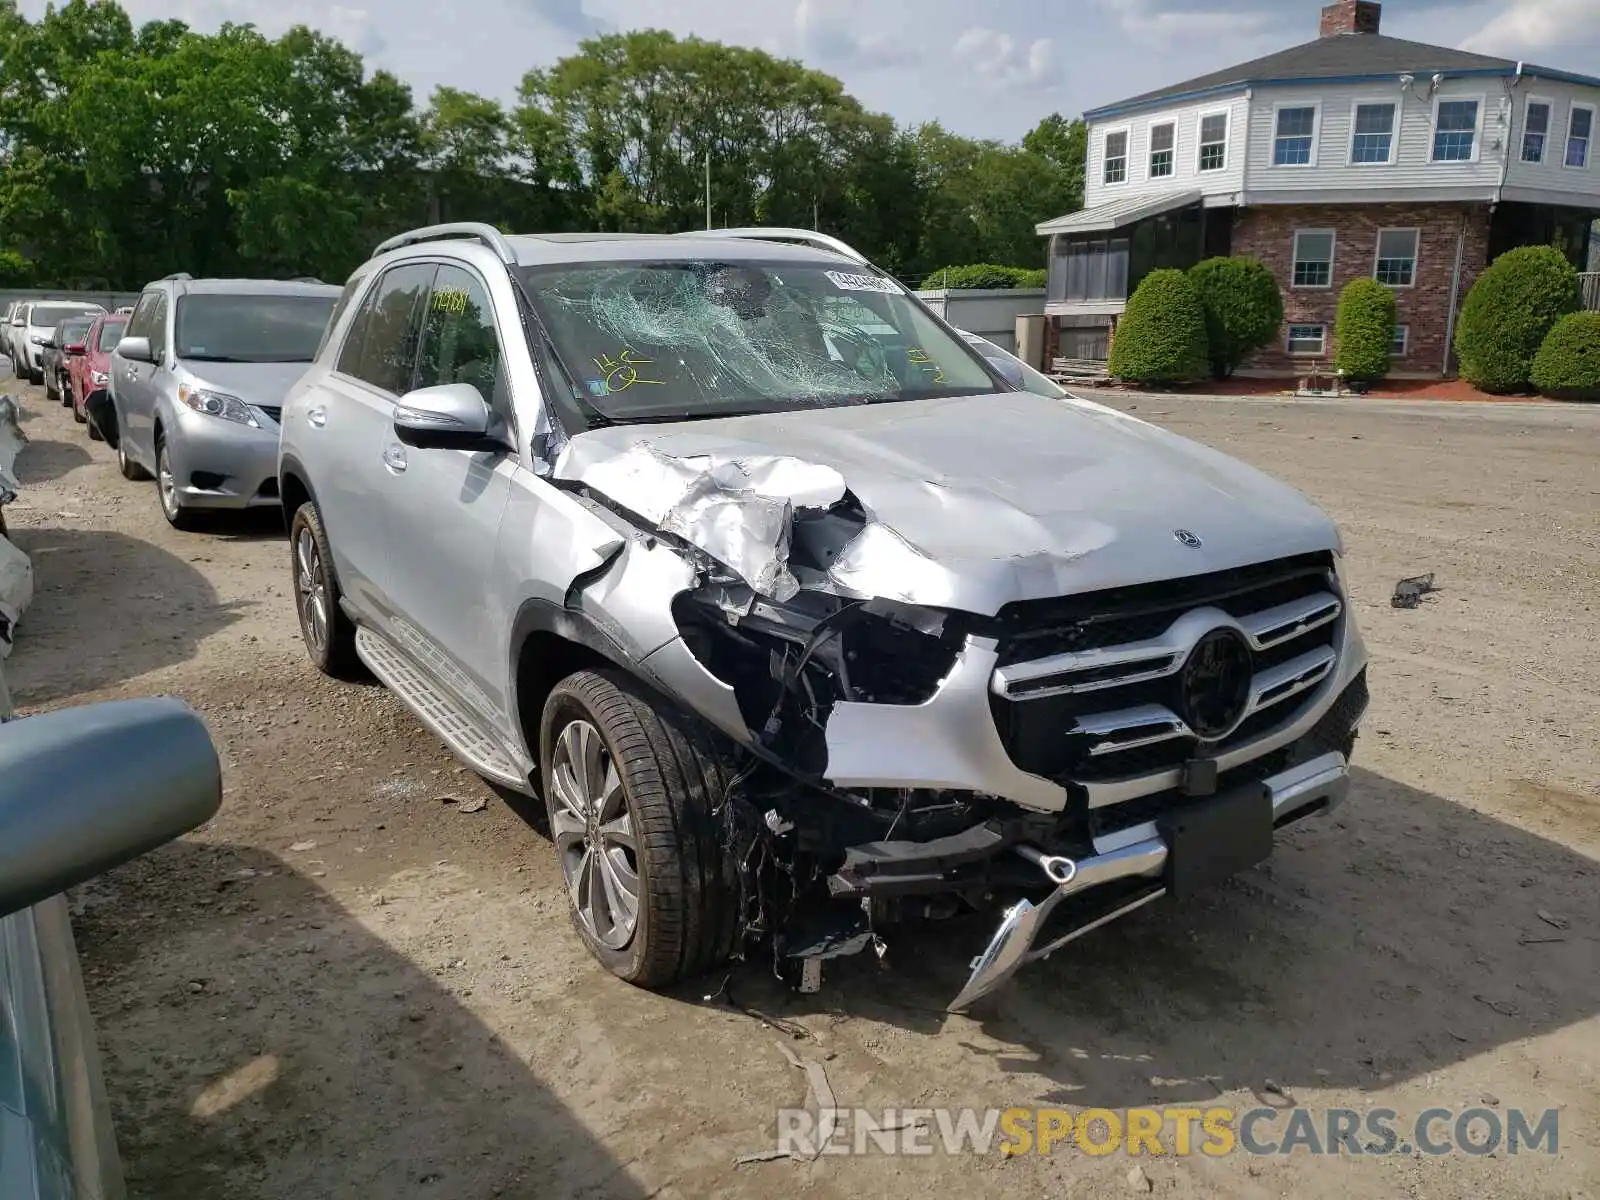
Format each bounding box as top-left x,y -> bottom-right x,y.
549,718 -> 640,950
294,527 -> 328,654
157,446 -> 178,518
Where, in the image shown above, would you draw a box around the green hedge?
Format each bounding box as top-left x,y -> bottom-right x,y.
1454,245 -> 1582,393
1108,268 -> 1209,385
919,263 -> 1046,290
1531,311 -> 1600,401
1334,277 -> 1397,382
1188,256 -> 1283,379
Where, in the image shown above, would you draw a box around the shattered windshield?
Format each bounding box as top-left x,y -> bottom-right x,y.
520,259 -> 1006,424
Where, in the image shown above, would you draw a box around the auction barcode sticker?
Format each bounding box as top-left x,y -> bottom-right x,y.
824,270 -> 901,295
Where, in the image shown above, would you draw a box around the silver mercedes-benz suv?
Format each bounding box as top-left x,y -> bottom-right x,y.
280,223 -> 1368,1010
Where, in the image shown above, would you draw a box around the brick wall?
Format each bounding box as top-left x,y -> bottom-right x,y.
1319,0 -> 1382,37
1230,202 -> 1491,376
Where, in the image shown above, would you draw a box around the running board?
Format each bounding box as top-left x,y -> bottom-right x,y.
354,626 -> 528,789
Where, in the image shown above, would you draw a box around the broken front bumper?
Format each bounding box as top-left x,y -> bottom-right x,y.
946,750 -> 1351,1012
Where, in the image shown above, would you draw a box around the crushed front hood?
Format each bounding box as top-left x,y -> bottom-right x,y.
556,391 -> 1340,614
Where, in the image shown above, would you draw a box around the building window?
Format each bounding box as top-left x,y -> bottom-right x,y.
1274,105 -> 1318,166
1286,324 -> 1327,356
1292,229 -> 1336,288
1391,325 -> 1410,358
1149,122 -> 1175,178
1104,130 -> 1128,184
1523,98 -> 1552,163
1198,112 -> 1228,171
1351,102 -> 1397,164
1566,104 -> 1594,169
1432,98 -> 1480,161
1374,228 -> 1420,287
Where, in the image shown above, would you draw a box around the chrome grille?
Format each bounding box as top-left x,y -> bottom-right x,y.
988,554 -> 1343,784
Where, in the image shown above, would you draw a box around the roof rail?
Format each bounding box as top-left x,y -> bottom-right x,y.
289,276 -> 325,284
685,227 -> 870,265
161,272 -> 193,282
373,222 -> 517,266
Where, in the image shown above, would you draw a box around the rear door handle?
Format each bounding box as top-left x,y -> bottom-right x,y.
307,405 -> 327,428
382,443 -> 407,474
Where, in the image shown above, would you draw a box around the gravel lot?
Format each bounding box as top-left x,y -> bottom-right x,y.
4,381 -> 1597,1199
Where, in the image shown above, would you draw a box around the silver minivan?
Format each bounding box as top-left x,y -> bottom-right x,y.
108,276 -> 341,528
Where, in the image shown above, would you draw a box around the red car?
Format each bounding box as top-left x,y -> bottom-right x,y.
68,312 -> 128,440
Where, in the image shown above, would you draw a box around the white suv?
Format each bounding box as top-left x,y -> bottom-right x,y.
280,223 -> 1368,1009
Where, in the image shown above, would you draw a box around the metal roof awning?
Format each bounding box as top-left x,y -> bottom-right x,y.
1035,190 -> 1202,237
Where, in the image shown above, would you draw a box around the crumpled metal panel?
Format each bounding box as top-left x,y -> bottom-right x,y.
555,442 -> 846,600
0,395 -> 32,665
0,395 -> 23,506
555,390 -> 1342,615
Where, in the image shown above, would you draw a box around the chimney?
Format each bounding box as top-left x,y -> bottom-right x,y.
1320,0 -> 1382,36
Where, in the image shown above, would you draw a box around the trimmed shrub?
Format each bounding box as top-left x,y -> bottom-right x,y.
919,263 -> 1045,290
1108,268 -> 1209,385
0,250 -> 30,286
1531,311 -> 1600,402
1334,277 -> 1397,382
1188,256 -> 1284,379
1454,244 -> 1581,393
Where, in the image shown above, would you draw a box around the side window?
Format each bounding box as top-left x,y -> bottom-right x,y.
149,293 -> 170,354
415,264 -> 508,412
316,272 -> 366,362
124,290 -> 160,338
344,263 -> 435,394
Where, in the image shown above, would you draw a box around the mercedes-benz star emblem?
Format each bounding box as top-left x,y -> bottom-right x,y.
1178,628 -> 1253,740
1174,528 -> 1203,549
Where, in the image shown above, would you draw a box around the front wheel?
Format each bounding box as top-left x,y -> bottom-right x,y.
540,670 -> 739,989
288,501 -> 361,679
156,438 -> 199,530
116,434 -> 149,480
44,372 -> 58,402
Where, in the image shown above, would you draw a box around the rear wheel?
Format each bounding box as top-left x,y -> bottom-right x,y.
288,501 -> 361,679
540,670 -> 739,988
156,437 -> 198,530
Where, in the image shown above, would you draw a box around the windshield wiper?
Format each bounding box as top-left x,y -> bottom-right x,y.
180,354 -> 251,363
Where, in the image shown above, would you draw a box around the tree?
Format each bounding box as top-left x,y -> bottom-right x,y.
1531,311 -> 1600,401
1108,269 -> 1209,385
1022,112 -> 1086,216
1188,257 -> 1283,378
1334,277 -> 1397,382
1455,245 -> 1582,393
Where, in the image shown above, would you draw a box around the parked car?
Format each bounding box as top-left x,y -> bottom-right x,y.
15,301 -> 105,386
280,223 -> 1368,1010
5,302 -> 28,373
0,695 -> 223,1200
106,274 -> 341,529
68,312 -> 129,438
41,315 -> 95,405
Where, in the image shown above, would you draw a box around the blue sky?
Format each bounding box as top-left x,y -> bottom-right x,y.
22,0 -> 1600,140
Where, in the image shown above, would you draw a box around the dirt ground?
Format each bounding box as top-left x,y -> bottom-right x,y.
3,380 -> 1597,1200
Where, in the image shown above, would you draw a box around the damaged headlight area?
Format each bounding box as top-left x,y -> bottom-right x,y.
672,585 -> 966,771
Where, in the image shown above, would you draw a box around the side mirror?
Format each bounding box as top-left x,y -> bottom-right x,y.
393,382 -> 497,451
986,354 -> 1025,388
39,339 -> 56,350
116,336 -> 154,364
0,697 -> 223,919
65,344 -> 87,356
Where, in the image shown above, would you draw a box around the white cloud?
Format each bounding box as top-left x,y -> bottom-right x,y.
792,0 -> 922,70
1459,0 -> 1600,55
1095,0 -> 1275,42
952,27 -> 1057,89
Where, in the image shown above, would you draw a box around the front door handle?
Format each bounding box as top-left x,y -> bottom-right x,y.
306,405 -> 327,428
382,443 -> 408,474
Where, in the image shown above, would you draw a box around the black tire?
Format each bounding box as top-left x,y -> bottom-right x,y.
116,437 -> 149,480
288,501 -> 361,679
68,384 -> 85,421
155,437 -> 199,530
45,373 -> 58,403
540,669 -> 739,989
87,415 -> 103,441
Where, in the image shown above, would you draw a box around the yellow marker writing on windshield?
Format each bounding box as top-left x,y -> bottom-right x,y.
907,346 -> 946,384
594,346 -> 665,393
